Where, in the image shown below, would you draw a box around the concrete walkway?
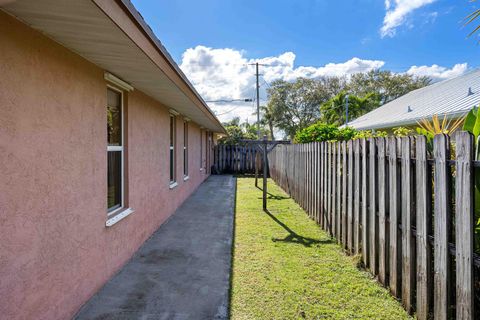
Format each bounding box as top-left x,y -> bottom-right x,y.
75,175 -> 235,320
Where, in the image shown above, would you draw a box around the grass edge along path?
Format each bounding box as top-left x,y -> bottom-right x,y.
230,177 -> 411,320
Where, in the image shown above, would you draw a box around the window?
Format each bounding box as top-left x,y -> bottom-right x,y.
183,120 -> 189,179
205,130 -> 209,171
200,129 -> 203,170
170,114 -> 176,186
107,87 -> 123,213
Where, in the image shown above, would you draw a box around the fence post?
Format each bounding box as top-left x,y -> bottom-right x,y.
455,131 -> 474,319
433,134 -> 451,320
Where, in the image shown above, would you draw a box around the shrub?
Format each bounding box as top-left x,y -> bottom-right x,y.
393,127 -> 413,137
353,129 -> 388,139
294,123 -> 340,143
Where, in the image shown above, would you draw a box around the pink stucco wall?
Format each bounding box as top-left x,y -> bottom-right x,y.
0,11 -> 211,320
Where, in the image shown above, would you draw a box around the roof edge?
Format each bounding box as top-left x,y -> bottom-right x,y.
115,0 -> 225,133
351,110 -> 469,131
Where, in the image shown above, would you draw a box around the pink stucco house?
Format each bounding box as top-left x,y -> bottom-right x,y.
0,0 -> 225,319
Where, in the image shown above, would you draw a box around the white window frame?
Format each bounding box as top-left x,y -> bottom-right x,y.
169,113 -> 177,188
200,128 -> 204,171
107,85 -> 125,217
183,119 -> 189,180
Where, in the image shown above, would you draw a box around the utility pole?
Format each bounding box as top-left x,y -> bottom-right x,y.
255,62 -> 260,139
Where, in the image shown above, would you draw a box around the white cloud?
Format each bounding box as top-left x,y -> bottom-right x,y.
180,45 -> 384,122
406,63 -> 468,81
381,0 -> 436,38
180,46 -> 468,124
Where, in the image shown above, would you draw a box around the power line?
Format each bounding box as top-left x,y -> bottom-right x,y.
205,98 -> 253,103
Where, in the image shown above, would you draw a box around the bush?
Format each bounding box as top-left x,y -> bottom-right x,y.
294,123 -> 340,143
295,123 -> 413,143
393,127 -> 413,137
352,129 -> 388,139
294,122 -> 359,143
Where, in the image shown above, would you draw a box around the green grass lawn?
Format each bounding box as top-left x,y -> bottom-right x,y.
230,177 -> 412,320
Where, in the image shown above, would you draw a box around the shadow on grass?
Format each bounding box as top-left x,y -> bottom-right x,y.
264,209 -> 332,247
257,192 -> 290,201
255,185 -> 291,200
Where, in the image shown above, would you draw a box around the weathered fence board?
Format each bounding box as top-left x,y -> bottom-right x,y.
342,141 -> 347,248
361,139 -> 369,266
388,137 -> 400,298
353,139 -> 361,255
401,137 -> 415,314
331,142 -> 338,237
369,138 -> 377,274
347,140 -> 354,252
415,136 -> 431,320
433,134 -> 451,320
327,143 -> 332,236
337,142 -> 342,242
455,132 -> 474,320
377,138 -> 387,286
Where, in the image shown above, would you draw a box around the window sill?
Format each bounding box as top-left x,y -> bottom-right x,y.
183,175 -> 190,181
169,181 -> 178,189
106,208 -> 134,227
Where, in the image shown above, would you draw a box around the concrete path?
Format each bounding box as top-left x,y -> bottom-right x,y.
75,175 -> 235,320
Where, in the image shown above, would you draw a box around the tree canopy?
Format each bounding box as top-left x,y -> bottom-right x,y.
347,70 -> 431,105
218,117 -> 269,144
265,70 -> 430,139
320,91 -> 381,126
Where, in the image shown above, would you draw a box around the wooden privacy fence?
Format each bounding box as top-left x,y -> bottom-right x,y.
214,144 -> 263,174
268,132 -> 478,320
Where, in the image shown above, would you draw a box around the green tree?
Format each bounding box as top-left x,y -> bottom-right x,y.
267,78 -> 331,139
320,91 -> 381,126
348,70 -> 430,105
260,104 -> 276,140
466,0 -> 480,37
218,118 -> 267,144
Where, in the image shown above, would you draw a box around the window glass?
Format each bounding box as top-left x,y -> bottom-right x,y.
107,151 -> 122,211
184,121 -> 188,176
107,89 -> 122,146
170,114 -> 176,183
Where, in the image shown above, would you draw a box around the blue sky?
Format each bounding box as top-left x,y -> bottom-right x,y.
131,0 -> 480,121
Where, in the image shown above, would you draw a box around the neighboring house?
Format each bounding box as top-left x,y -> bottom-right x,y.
347,69 -> 480,131
0,1 -> 224,319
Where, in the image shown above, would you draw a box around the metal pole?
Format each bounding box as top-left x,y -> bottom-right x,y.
345,94 -> 349,125
263,135 -> 268,211
256,62 -> 260,139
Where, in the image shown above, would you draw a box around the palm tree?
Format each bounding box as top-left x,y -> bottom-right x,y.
466,1 -> 480,37
260,104 -> 275,140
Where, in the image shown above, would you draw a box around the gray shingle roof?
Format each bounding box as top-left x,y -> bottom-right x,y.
347,69 -> 480,130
